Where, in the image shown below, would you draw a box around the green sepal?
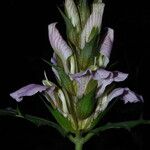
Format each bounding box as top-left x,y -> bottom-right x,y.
42,100 -> 75,133
77,89 -> 96,119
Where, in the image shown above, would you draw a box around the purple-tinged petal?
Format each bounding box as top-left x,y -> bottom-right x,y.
46,86 -> 56,96
96,78 -> 113,97
107,88 -> 124,102
122,88 -> 143,103
51,53 -> 57,65
70,69 -> 92,98
108,88 -> 143,103
48,23 -> 73,73
50,53 -> 61,81
113,71 -> 128,81
45,86 -> 58,106
93,69 -> 111,80
70,69 -> 92,79
93,69 -> 113,97
93,69 -> 128,97
80,2 -> 105,48
10,84 -> 47,102
100,28 -> 114,67
94,87 -> 143,118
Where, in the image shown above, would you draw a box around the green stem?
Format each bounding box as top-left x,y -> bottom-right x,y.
68,132 -> 95,150
75,140 -> 83,150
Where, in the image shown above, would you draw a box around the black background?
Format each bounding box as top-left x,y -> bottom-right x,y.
0,0 -> 150,149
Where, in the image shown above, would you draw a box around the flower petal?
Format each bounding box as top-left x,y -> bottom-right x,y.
50,53 -> 61,81
113,71 -> 128,81
51,53 -> 57,65
48,23 -> 73,73
10,84 -> 47,102
70,69 -> 92,98
93,69 -> 128,97
108,88 -> 143,103
45,85 -> 58,107
80,1 -> 105,48
100,28 -> 114,67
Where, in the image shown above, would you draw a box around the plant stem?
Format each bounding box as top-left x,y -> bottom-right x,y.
75,140 -> 83,150
68,132 -> 95,150
74,134 -> 84,150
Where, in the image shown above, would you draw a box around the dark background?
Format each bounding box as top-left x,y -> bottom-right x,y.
0,0 -> 150,149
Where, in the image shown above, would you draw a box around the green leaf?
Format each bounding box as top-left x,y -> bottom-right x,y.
79,119 -> 150,143
0,108 -> 18,117
91,119 -> 150,135
0,108 -> 66,136
24,115 -> 66,135
42,100 -> 75,133
77,90 -> 96,119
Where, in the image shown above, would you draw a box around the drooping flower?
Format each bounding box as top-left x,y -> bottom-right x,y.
94,87 -> 143,118
108,88 -> 144,104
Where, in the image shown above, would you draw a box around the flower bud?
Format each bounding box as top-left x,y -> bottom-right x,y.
65,0 -> 80,28
81,1 -> 105,48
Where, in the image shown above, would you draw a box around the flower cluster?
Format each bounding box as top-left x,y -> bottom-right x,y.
10,0 -> 143,133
